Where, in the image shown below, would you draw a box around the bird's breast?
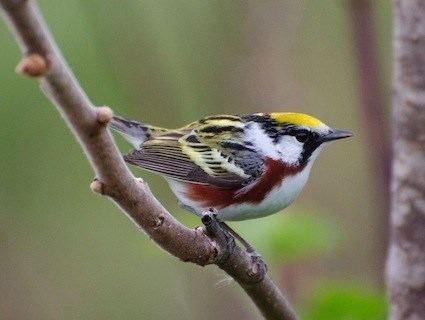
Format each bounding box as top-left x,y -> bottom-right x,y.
169,158 -> 312,220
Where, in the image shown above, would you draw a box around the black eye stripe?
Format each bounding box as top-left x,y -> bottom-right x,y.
280,128 -> 312,139
295,133 -> 309,143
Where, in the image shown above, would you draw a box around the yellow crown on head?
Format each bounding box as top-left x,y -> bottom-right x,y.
269,112 -> 323,128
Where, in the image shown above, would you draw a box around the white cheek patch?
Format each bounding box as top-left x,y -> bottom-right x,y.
244,123 -> 279,159
277,136 -> 303,165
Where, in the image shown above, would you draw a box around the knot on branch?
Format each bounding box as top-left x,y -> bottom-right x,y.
178,226 -> 219,266
153,214 -> 165,229
16,53 -> 48,77
247,255 -> 268,283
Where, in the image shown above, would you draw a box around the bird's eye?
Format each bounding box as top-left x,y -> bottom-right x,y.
295,132 -> 309,143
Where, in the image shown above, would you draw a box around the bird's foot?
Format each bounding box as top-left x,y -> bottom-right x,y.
217,220 -> 268,281
201,208 -> 235,263
201,209 -> 267,281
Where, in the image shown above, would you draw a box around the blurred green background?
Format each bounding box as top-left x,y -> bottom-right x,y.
0,1 -> 391,319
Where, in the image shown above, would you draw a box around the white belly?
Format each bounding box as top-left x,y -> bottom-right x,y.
167,165 -> 312,221
217,167 -> 311,220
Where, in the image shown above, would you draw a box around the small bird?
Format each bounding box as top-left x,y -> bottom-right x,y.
110,112 -> 352,223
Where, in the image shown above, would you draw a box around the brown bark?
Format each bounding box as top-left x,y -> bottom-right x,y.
387,1 -> 425,319
0,1 -> 297,319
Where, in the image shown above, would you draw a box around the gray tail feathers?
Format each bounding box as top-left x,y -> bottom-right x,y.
110,116 -> 151,148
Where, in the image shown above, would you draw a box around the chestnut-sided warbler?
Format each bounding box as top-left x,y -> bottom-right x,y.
111,112 -> 352,221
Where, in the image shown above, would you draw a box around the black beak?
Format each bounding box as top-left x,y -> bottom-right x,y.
320,129 -> 353,143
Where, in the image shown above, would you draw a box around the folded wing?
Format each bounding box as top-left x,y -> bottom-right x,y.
123,122 -> 264,188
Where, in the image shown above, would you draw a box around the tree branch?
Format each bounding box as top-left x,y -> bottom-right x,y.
0,1 -> 298,319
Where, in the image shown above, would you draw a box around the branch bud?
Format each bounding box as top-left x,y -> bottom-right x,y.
16,53 -> 48,77
97,106 -> 113,125
90,179 -> 104,194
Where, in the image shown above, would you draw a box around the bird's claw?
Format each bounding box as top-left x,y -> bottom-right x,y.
202,210 -> 235,263
201,209 -> 267,282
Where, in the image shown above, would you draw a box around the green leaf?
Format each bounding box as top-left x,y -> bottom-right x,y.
303,282 -> 388,320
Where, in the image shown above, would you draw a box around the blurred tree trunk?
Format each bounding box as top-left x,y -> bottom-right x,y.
348,0 -> 390,286
387,1 -> 425,319
238,1 -> 301,110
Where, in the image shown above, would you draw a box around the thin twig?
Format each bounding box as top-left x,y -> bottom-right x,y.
0,1 -> 298,319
